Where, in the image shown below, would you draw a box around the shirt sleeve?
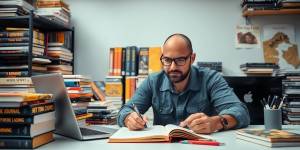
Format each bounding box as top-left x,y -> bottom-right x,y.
207,71 -> 250,129
117,77 -> 153,127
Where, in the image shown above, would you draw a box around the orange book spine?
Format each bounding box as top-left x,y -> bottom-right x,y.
148,47 -> 162,74
125,77 -> 131,102
109,48 -> 114,76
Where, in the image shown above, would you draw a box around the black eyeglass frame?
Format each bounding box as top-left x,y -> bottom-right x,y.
160,54 -> 192,66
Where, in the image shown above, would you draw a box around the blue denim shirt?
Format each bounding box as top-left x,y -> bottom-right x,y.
117,66 -> 250,128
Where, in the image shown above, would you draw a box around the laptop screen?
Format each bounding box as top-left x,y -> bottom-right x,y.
224,76 -> 282,125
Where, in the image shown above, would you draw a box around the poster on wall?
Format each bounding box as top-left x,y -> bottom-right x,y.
235,25 -> 261,49
263,24 -> 300,70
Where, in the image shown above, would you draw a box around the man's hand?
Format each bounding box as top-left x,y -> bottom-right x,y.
124,112 -> 148,130
179,113 -> 222,134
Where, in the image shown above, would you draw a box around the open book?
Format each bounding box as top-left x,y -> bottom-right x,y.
108,124 -> 213,143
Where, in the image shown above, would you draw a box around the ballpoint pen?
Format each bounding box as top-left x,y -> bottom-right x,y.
132,103 -> 148,128
180,140 -> 224,146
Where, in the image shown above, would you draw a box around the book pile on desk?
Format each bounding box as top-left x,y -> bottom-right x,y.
63,75 -> 94,121
197,61 -> 222,72
278,70 -> 300,125
0,92 -> 55,149
236,129 -> 300,147
35,0 -> 71,26
240,63 -> 279,76
85,101 -> 118,125
0,0 -> 34,17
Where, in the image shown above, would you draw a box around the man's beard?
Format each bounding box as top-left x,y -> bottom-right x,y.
166,67 -> 191,84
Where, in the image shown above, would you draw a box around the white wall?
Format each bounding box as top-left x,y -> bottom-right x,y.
65,0 -> 300,80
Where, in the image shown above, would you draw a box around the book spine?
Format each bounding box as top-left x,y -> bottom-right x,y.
0,31 -> 29,38
138,47 -> 149,75
115,47 -> 122,76
0,37 -> 30,43
121,48 -> 126,76
0,103 -> 55,116
0,77 -> 32,85
130,46 -> 137,76
0,139 -> 33,149
109,48 -> 114,76
125,47 -> 131,76
0,125 -> 31,137
0,71 -> 29,77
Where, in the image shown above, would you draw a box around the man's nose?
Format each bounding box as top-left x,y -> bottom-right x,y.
169,60 -> 177,70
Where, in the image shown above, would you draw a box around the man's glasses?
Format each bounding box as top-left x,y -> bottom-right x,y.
160,54 -> 191,66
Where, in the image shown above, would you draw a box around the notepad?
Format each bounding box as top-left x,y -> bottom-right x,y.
108,124 -> 213,143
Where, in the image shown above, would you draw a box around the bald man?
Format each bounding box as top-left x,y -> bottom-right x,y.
117,33 -> 250,134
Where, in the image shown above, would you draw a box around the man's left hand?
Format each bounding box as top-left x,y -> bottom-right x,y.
179,113 -> 221,134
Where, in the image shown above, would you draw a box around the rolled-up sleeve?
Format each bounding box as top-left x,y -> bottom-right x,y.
207,71 -> 250,129
117,77 -> 153,127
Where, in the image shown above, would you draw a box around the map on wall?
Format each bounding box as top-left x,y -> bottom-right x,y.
235,25 -> 261,49
263,24 -> 300,69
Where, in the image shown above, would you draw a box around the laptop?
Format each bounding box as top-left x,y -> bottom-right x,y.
32,73 -> 117,140
224,76 -> 282,125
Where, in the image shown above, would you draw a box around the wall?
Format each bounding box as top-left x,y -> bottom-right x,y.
65,0 -> 300,80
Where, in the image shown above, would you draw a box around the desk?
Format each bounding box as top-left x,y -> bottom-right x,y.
38,125 -> 300,150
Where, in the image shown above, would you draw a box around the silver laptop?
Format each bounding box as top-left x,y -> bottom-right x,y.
32,73 -> 117,140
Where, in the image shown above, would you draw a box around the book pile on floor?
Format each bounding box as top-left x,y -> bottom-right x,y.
63,75 -> 93,122
240,63 -> 279,76
0,27 -> 48,77
0,0 -> 34,17
277,69 -> 300,125
0,92 -> 55,149
236,128 -> 300,147
85,101 -> 118,125
35,0 -> 71,26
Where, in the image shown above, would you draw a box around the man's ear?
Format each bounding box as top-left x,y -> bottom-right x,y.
191,53 -> 196,64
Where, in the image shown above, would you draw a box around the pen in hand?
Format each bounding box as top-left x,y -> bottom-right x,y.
132,103 -> 148,128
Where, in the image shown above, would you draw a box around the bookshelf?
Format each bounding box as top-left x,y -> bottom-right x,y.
0,11 -> 74,76
243,9 -> 300,17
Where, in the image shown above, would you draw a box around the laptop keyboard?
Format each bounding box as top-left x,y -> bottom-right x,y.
80,128 -> 109,136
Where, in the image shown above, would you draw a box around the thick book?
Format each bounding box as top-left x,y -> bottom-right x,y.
108,124 -> 212,143
0,119 -> 55,137
0,101 -> 54,116
0,111 -> 55,125
0,93 -> 52,102
0,131 -> 54,149
236,129 -> 300,147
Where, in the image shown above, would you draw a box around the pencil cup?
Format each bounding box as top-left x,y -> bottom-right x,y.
264,108 -> 282,130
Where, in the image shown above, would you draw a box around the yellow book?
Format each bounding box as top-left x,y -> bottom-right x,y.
105,82 -> 123,97
148,47 -> 162,74
0,93 -> 52,102
108,124 -> 212,143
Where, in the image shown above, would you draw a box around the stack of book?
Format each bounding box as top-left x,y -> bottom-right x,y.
240,63 -> 279,76
197,62 -> 222,72
0,77 -> 34,93
35,0 -> 71,26
0,0 -> 34,17
0,27 -> 47,77
278,70 -> 300,125
0,92 -> 55,149
85,101 -> 118,125
241,0 -> 280,12
236,129 -> 300,147
105,76 -> 123,109
46,31 -> 73,75
63,75 -> 93,121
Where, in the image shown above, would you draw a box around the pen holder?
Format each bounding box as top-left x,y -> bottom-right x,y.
264,108 -> 282,130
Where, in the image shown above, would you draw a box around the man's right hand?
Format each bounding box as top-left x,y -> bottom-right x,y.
124,112 -> 148,130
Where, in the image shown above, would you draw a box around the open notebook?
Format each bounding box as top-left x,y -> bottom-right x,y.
108,124 -> 213,143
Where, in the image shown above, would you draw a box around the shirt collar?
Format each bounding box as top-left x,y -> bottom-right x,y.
159,66 -> 201,92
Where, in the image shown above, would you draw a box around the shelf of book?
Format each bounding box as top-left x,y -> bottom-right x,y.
0,13 -> 72,31
243,9 -> 300,17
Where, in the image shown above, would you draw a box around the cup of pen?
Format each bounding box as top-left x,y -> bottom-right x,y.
264,108 -> 282,130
